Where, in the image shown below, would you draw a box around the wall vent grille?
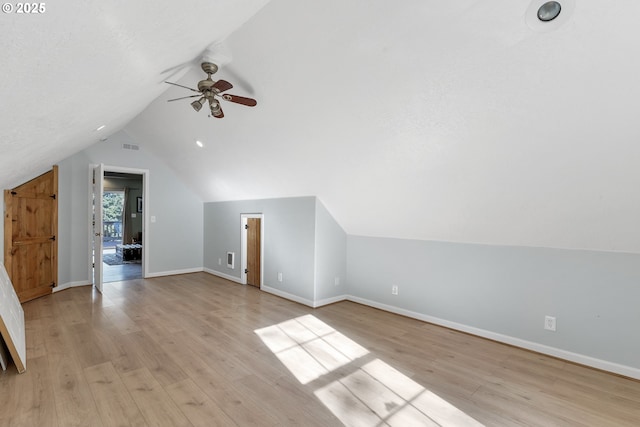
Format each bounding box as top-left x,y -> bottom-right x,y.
122,143 -> 140,151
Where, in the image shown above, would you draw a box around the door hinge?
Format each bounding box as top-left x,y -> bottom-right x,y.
245,224 -> 249,229
50,194 -> 56,199
11,191 -> 17,195
50,235 -> 56,241
245,268 -> 249,274
50,282 -> 56,288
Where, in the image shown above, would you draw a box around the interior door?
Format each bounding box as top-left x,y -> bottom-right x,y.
92,164 -> 104,293
3,166 -> 58,303
246,218 -> 261,287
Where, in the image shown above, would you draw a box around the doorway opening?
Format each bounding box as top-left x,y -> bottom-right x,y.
102,172 -> 143,282
90,165 -> 148,291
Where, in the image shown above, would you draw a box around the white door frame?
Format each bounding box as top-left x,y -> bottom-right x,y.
92,164 -> 104,293
240,213 -> 264,287
88,164 -> 150,284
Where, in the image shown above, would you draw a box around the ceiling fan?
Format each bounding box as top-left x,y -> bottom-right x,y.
165,62 -> 257,119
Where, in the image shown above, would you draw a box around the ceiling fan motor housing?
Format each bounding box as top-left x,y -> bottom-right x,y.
201,62 -> 219,75
198,79 -> 215,93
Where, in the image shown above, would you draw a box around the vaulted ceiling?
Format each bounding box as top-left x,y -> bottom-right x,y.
2,0 -> 640,253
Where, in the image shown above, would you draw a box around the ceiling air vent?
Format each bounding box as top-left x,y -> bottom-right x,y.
122,143 -> 140,151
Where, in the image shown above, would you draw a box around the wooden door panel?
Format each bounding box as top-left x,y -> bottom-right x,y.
4,166 -> 58,303
11,244 -> 53,288
247,218 -> 261,287
13,198 -> 53,237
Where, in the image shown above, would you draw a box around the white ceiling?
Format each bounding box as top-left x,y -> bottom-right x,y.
3,0 -> 640,253
0,0 -> 268,186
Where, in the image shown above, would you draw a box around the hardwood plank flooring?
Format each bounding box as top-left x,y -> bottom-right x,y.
1,272 -> 639,426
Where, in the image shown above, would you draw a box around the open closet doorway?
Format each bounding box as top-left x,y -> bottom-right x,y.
90,165 -> 149,289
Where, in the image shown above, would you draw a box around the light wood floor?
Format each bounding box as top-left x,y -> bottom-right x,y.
1,273 -> 639,426
103,261 -> 142,283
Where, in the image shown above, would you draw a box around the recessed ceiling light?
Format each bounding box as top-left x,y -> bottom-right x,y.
537,1 -> 561,22
196,140 -> 204,148
95,125 -> 106,131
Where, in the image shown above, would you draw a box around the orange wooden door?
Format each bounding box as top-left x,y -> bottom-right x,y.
246,218 -> 261,287
3,166 -> 58,303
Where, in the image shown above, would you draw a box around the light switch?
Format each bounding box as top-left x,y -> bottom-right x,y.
131,213 -> 136,218
150,215 -> 156,223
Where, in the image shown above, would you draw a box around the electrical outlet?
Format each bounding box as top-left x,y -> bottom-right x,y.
218,258 -> 222,266
544,315 -> 556,331
391,285 -> 398,295
334,277 -> 340,286
278,272 -> 283,282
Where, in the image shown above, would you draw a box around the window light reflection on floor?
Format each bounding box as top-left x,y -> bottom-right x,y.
255,314 -> 483,426
255,314 -> 369,384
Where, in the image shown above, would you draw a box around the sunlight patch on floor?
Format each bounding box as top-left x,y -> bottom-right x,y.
255,315 -> 484,426
254,314 -> 368,384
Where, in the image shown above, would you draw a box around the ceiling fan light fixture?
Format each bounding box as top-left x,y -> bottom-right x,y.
210,100 -> 222,116
537,1 -> 561,21
191,99 -> 204,112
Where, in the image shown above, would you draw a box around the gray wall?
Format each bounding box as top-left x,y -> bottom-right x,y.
347,235 -> 640,371
314,199 -> 347,302
57,130 -> 203,285
204,197 -> 317,301
58,153 -> 93,284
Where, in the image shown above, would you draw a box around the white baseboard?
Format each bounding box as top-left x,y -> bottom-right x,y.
145,267 -> 203,278
313,294 -> 348,308
347,295 -> 640,380
261,285 -> 315,307
203,268 -> 243,284
53,280 -> 91,292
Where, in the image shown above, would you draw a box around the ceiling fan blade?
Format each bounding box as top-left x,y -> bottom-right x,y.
221,94 -> 257,107
213,79 -> 233,93
164,81 -> 200,93
167,95 -> 202,102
